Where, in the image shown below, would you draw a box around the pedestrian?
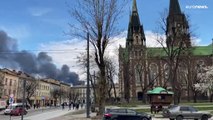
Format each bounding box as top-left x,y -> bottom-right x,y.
76,103 -> 79,110
73,103 -> 75,110
62,102 -> 65,110
36,103 -> 39,109
68,103 -> 71,110
33,103 -> 35,109
80,102 -> 83,109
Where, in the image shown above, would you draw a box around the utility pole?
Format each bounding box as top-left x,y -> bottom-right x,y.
21,79 -> 26,120
86,32 -> 90,118
212,38 -> 213,65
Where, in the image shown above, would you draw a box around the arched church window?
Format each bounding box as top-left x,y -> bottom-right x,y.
177,63 -> 188,85
149,63 -> 158,86
164,64 -> 169,84
136,36 -> 139,44
135,64 -> 143,84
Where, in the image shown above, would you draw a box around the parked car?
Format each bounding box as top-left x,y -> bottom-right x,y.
162,105 -> 212,120
4,108 -> 12,115
10,107 -> 27,116
4,103 -> 29,115
103,108 -> 152,120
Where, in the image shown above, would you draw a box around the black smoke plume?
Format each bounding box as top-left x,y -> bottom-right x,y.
0,30 -> 79,85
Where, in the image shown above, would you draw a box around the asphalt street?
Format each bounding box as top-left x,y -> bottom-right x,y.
1,106 -> 213,120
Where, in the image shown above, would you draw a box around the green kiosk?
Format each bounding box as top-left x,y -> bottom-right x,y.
147,87 -> 173,113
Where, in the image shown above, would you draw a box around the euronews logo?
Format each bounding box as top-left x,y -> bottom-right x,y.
186,5 -> 208,9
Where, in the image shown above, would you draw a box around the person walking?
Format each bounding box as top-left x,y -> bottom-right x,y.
33,103 -> 36,109
62,102 -> 65,110
80,102 -> 83,109
73,102 -> 75,110
68,102 -> 71,110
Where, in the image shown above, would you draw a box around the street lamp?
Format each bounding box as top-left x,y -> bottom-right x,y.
86,32 -> 90,118
21,79 -> 26,120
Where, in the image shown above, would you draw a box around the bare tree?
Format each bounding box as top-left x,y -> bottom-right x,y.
105,57 -> 117,103
155,9 -> 192,104
69,88 -> 80,103
50,89 -> 61,106
69,0 -> 128,115
17,77 -> 38,106
134,57 -> 161,103
77,52 -> 98,104
25,79 -> 38,105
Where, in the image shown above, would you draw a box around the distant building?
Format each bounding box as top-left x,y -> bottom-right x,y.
71,85 -> 93,103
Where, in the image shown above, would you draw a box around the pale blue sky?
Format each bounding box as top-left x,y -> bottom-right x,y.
0,0 -> 213,51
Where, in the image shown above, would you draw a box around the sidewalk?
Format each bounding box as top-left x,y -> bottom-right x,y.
16,108 -> 77,120
49,109 -> 98,120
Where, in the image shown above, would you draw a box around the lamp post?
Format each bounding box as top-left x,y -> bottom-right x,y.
21,79 -> 26,120
86,32 -> 90,118
212,38 -> 213,65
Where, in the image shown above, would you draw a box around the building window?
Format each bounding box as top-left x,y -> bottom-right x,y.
9,79 -> 12,86
4,89 -> 7,95
5,78 -> 8,85
135,64 -> 143,84
9,89 -> 11,95
164,64 -> 169,85
13,90 -> 16,95
149,63 -> 158,86
14,80 -> 16,86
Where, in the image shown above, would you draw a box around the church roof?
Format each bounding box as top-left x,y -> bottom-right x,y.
146,45 -> 212,57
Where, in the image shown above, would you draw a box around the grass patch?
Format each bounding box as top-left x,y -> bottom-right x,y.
117,104 -> 138,107
195,107 -> 213,111
181,102 -> 213,106
135,109 -> 151,113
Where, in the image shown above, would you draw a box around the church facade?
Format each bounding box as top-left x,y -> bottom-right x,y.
119,0 -> 213,101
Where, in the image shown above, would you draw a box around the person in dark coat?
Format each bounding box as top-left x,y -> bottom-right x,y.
68,103 -> 71,110
62,103 -> 65,110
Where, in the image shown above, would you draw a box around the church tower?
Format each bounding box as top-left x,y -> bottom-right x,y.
166,0 -> 191,47
126,0 -> 146,48
125,0 -> 146,99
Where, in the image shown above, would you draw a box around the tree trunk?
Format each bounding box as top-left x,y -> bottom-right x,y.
97,67 -> 107,116
112,80 -> 117,102
142,92 -> 147,104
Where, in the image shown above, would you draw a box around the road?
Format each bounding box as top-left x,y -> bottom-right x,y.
1,107 -> 213,120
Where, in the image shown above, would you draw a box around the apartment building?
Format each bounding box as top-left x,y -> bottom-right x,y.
0,68 -> 19,102
34,79 -> 51,106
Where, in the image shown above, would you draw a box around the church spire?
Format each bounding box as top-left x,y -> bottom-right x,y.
131,0 -> 140,28
166,0 -> 191,47
169,0 -> 181,15
126,0 -> 146,47
132,0 -> 138,12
